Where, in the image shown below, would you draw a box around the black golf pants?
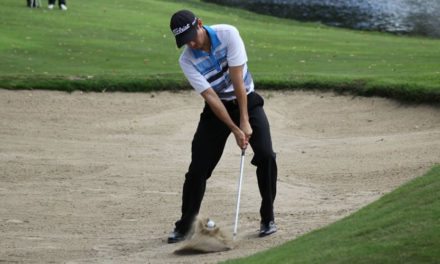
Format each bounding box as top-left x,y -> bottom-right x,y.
174,92 -> 277,234
48,0 -> 66,5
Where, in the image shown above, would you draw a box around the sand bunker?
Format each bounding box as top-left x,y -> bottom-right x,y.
1,89 -> 439,263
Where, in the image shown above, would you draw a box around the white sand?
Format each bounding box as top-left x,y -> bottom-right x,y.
1,89 -> 439,263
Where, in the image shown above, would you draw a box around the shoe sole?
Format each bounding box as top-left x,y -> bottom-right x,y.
168,239 -> 184,243
259,229 -> 277,237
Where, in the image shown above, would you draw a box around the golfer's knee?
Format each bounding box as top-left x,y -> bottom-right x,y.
186,165 -> 213,182
251,150 -> 276,166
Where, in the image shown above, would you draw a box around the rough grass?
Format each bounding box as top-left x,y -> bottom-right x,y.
1,0 -> 439,103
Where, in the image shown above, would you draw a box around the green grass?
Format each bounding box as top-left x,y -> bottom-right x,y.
222,165 -> 440,264
1,0 -> 440,102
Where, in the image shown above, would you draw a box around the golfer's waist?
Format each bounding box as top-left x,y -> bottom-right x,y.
221,92 -> 255,106
222,99 -> 238,106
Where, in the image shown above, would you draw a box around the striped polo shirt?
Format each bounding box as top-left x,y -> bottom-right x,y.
179,24 -> 254,101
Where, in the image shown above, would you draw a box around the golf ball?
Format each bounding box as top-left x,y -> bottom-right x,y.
207,219 -> 215,228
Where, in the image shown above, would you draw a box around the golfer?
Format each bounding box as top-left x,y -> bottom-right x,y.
168,10 -> 277,243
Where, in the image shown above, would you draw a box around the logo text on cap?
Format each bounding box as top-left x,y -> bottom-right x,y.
172,17 -> 197,36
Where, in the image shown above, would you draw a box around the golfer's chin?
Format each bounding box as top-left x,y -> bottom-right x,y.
187,44 -> 200,50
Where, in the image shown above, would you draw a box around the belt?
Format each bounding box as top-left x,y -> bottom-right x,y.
222,99 -> 238,107
221,92 -> 255,106
222,99 -> 238,106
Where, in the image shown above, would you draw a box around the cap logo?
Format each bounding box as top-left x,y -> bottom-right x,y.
172,24 -> 190,36
172,17 -> 197,36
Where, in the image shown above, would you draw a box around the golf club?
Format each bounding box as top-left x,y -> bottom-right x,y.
233,148 -> 246,240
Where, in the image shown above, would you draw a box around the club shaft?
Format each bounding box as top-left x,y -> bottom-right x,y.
233,149 -> 245,239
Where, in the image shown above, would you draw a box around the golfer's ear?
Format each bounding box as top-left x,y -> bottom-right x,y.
197,19 -> 203,27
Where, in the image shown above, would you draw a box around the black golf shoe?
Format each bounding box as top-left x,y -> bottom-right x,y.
259,221 -> 277,237
167,230 -> 186,243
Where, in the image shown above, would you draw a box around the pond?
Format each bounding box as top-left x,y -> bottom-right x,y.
203,0 -> 440,38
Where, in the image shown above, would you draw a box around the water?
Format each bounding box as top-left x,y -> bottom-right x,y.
204,0 -> 440,37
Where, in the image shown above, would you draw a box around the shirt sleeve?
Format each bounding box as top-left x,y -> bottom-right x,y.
226,26 -> 248,67
179,55 -> 211,94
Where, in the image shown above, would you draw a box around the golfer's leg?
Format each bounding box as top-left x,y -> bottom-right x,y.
248,97 -> 277,225
175,107 -> 230,234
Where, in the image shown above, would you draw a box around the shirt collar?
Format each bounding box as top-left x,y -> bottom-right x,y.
192,26 -> 221,58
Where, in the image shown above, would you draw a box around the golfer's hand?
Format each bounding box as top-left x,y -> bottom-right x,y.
240,121 -> 253,143
233,129 -> 248,150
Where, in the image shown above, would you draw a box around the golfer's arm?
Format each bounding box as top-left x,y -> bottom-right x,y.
229,65 -> 249,123
201,88 -> 241,134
